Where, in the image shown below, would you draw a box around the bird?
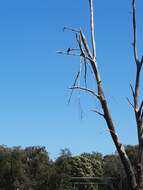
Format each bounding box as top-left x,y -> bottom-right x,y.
67,48 -> 71,54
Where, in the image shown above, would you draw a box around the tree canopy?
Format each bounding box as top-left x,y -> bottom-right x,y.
0,145 -> 139,190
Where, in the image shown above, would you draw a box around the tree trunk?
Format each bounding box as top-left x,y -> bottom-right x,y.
61,0 -> 143,189
136,163 -> 143,190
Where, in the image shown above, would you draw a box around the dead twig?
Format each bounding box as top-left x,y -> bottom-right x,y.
57,51 -> 80,57
63,27 -> 80,33
69,86 -> 99,99
57,50 -> 93,63
130,83 -> 135,98
91,109 -> 104,117
68,72 -> 80,104
80,31 -> 93,59
126,97 -> 134,109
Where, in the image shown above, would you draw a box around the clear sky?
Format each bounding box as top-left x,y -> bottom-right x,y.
0,0 -> 143,159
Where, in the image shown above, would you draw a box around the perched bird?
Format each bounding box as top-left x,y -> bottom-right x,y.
67,48 -> 71,54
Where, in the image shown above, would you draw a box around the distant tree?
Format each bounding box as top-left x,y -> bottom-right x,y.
103,145 -> 139,189
0,146 -> 27,189
48,148 -> 73,190
59,148 -> 72,158
0,145 -> 141,189
24,146 -> 50,190
0,146 -> 51,190
70,154 -> 103,177
71,154 -> 103,190
59,0 -> 143,189
49,149 -> 103,190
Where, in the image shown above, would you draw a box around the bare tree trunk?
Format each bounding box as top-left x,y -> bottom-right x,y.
88,1 -> 137,189
131,0 -> 143,189
59,0 -> 143,189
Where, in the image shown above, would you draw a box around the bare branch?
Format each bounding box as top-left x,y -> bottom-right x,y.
132,0 -> 139,64
104,129 -> 119,136
76,34 -> 86,57
57,50 -> 80,57
63,27 -> 80,33
67,48 -> 80,53
84,58 -> 87,88
134,64 -> 142,111
80,31 -> 93,59
76,33 -> 90,88
126,97 -> 134,109
141,56 -> 143,65
141,111 -> 143,119
130,83 -> 135,98
89,0 -> 96,59
131,2 -> 143,181
138,101 -> 143,116
91,109 -> 104,117
69,86 -> 99,99
57,50 -> 93,63
79,31 -> 102,93
68,72 -> 80,104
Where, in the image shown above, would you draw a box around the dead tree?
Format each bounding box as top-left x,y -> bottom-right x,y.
58,0 -> 143,189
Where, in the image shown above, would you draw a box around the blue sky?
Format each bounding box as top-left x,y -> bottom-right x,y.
0,0 -> 143,159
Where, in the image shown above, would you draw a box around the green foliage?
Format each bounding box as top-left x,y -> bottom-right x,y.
0,146 -> 51,190
0,145 -> 139,190
69,154 -> 103,177
49,150 -> 103,190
